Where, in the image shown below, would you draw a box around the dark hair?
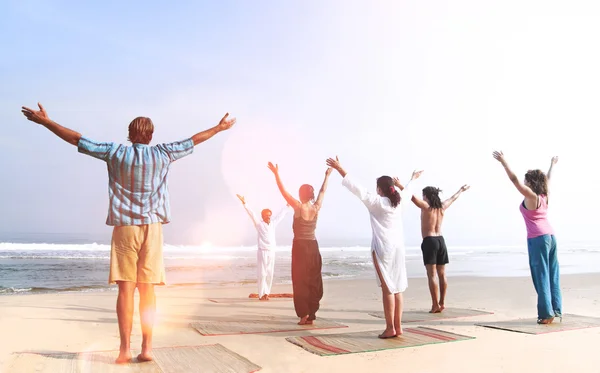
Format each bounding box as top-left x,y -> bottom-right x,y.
524,170 -> 548,196
422,186 -> 443,209
128,117 -> 154,144
376,176 -> 401,208
299,184 -> 315,203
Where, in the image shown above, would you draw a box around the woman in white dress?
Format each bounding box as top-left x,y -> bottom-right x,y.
326,157 -> 422,338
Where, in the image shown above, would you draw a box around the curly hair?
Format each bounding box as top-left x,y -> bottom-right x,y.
422,186 -> 443,209
524,169 -> 548,196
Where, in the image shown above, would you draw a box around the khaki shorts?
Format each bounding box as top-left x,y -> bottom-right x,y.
109,223 -> 165,285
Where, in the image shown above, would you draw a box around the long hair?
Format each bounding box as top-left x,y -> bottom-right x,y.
524,170 -> 548,196
376,176 -> 401,208
422,186 -> 443,209
128,117 -> 154,144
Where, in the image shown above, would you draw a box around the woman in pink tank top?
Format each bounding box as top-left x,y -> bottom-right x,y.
493,151 -> 561,325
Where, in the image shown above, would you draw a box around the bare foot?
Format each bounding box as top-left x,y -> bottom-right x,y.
137,353 -> 153,362
378,328 -> 397,339
439,303 -> 445,312
305,320 -> 313,325
298,315 -> 310,325
394,324 -> 403,336
115,351 -> 132,365
429,305 -> 442,313
265,295 -> 270,300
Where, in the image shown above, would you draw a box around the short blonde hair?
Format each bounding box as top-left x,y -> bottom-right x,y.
128,117 -> 154,144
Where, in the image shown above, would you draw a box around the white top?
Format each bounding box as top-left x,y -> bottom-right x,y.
342,174 -> 413,294
243,204 -> 290,251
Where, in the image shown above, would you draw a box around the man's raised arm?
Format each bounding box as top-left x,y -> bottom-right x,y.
191,113 -> 236,146
22,103 -> 81,146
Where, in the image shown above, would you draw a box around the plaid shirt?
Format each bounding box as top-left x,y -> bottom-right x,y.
78,136 -> 194,226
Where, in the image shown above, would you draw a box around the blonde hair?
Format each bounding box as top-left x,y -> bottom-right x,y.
128,117 -> 154,144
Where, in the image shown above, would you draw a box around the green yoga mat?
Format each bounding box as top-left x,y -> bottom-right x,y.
476,313 -> 600,334
369,307 -> 493,322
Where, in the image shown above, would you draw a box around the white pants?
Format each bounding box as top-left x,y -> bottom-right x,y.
257,249 -> 275,297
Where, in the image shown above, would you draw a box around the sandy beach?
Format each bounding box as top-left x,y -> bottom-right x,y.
0,273 -> 598,372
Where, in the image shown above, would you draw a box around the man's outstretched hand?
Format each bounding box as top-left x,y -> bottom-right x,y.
22,103 -> 51,125
236,194 -> 246,204
217,113 -> 236,131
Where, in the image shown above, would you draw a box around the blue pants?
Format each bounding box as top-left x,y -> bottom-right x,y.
527,234 -> 562,319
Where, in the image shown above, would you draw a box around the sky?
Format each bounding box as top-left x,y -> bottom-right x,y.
1,0 -> 598,247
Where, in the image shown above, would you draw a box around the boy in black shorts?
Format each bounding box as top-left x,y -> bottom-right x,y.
410,184 -> 470,313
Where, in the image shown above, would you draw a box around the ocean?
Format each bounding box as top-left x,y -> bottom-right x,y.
1,242 -> 599,295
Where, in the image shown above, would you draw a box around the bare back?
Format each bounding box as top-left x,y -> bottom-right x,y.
420,207 -> 445,238
295,202 -> 319,221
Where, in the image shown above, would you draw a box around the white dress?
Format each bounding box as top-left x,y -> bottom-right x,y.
243,204 -> 290,297
342,175 -> 412,294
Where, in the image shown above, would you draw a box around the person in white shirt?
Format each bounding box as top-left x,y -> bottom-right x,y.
326,156 -> 422,338
237,194 -> 290,300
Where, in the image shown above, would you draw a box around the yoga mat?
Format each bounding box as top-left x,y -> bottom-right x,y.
248,293 -> 293,298
191,315 -> 347,336
5,344 -> 261,373
476,313 -> 600,334
286,327 -> 475,356
208,296 -> 291,303
369,308 -> 493,322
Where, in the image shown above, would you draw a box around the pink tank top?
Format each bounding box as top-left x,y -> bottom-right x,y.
519,195 -> 554,239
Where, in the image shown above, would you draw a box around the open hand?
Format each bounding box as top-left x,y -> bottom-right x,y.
325,167 -> 333,176
392,177 -> 402,188
551,156 -> 559,165
325,156 -> 341,170
267,162 -> 279,174
492,150 -> 505,163
22,103 -> 50,125
460,185 -> 470,192
217,113 -> 236,131
236,194 -> 245,204
411,170 -> 424,180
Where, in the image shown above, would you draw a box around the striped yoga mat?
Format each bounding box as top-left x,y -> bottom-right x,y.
191,316 -> 347,336
208,296 -> 291,303
5,344 -> 261,373
248,293 -> 293,298
476,313 -> 600,334
369,308 -> 493,323
286,327 -> 475,356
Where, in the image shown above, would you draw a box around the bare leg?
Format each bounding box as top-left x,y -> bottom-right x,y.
426,264 -> 441,313
393,293 -> 403,335
116,281 -> 136,364
436,265 -> 447,311
137,283 -> 156,362
372,252 -> 396,338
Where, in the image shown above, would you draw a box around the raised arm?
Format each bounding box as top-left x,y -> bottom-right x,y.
313,168 -> 333,211
236,194 -> 258,227
327,156 -> 378,208
21,103 -> 82,146
267,162 -> 301,209
547,156 -> 558,183
397,170 -> 423,202
191,113 -> 236,146
392,176 -> 427,209
442,185 -> 470,210
272,204 -> 291,226
492,151 -> 537,199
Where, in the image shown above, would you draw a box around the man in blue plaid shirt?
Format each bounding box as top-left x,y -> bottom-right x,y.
22,102 -> 236,364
